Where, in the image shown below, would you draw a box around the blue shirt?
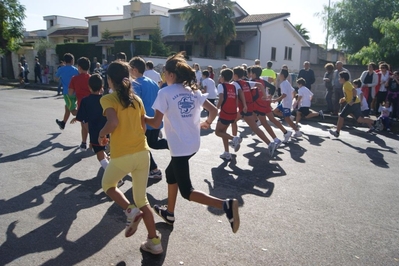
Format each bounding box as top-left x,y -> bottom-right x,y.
56,65 -> 79,94
132,76 -> 160,130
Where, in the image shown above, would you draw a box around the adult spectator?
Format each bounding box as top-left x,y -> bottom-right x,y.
261,61 -> 277,84
254,59 -> 261,66
34,57 -> 42,84
375,63 -> 391,115
297,61 -> 315,91
144,61 -> 162,86
332,61 -> 351,115
386,71 -> 399,121
90,57 -> 98,74
323,63 -> 334,113
116,52 -> 127,62
360,62 -> 378,113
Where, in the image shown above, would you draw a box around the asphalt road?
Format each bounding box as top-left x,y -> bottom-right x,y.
1,86 -> 399,266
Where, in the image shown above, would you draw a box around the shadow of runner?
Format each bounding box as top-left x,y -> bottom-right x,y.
0,168 -> 110,265
0,147 -> 92,216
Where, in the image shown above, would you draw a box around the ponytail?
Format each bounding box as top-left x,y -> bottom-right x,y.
165,53 -> 198,91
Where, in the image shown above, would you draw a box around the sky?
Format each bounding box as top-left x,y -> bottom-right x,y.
20,0 -> 333,47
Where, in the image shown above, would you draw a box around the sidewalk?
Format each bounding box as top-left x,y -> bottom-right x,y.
1,78 -> 398,133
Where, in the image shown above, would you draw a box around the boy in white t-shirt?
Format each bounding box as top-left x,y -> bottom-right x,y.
201,70 -> 218,106
294,78 -> 325,126
272,69 -> 302,138
353,79 -> 370,117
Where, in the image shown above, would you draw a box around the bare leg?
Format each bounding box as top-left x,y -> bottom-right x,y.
244,116 -> 271,144
266,112 -> 287,133
166,183 -> 178,213
81,122 -> 88,143
284,116 -> 299,131
63,105 -> 71,123
189,190 -> 224,210
258,115 -> 277,139
106,187 -> 130,209
336,117 -> 345,132
140,205 -> 158,239
215,122 -> 232,152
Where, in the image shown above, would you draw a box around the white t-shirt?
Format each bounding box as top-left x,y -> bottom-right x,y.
280,79 -> 295,109
152,83 -> 207,157
379,72 -> 390,92
202,77 -> 217,99
144,69 -> 162,84
195,70 -> 202,85
297,86 -> 313,107
356,88 -> 369,111
217,82 -> 240,95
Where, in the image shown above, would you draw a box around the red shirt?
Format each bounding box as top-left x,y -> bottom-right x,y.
252,78 -> 272,114
235,79 -> 254,113
69,73 -> 91,108
219,83 -> 238,120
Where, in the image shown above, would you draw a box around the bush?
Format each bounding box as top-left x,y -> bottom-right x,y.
55,43 -> 102,62
114,40 -> 152,59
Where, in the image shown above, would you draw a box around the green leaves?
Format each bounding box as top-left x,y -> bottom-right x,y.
0,0 -> 26,53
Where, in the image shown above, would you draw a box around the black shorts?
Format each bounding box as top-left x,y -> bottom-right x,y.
218,117 -> 235,125
254,110 -> 266,116
340,103 -> 362,119
298,107 -> 311,116
240,111 -> 253,117
92,144 -> 106,154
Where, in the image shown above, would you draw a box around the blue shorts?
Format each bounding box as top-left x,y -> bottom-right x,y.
276,104 -> 291,117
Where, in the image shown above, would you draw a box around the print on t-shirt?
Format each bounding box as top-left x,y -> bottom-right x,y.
177,94 -> 195,117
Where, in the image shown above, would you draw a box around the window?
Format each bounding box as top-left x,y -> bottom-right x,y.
64,39 -> 71,43
271,47 -> 276,61
49,20 -> 54,27
77,39 -> 85,43
284,46 -> 292,60
225,44 -> 241,58
134,35 -> 141,40
179,44 -> 192,56
91,25 -> 98,37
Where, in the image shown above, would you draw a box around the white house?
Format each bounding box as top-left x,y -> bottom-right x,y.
163,3 -> 309,72
43,15 -> 88,44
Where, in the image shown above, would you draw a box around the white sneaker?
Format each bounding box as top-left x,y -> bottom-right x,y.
141,237 -> 163,254
124,207 -> 143,237
274,138 -> 282,149
293,131 -> 302,138
268,142 -> 276,157
283,130 -> 293,143
220,152 -> 232,161
232,136 -> 241,152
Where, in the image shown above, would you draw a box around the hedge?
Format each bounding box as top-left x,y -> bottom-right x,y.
55,43 -> 102,63
114,40 -> 152,59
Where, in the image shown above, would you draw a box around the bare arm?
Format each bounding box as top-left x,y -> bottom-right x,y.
145,109 -> 164,129
200,100 -> 218,129
98,108 -> 118,145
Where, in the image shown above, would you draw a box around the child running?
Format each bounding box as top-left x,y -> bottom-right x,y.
273,69 -> 302,138
68,57 -> 91,151
98,61 -> 162,254
294,78 -> 325,127
251,65 -> 293,145
215,68 -> 244,160
329,71 -> 376,137
145,52 -> 240,233
232,66 -> 277,156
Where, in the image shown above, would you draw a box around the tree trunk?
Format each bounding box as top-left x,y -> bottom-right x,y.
207,41 -> 216,59
5,51 -> 15,79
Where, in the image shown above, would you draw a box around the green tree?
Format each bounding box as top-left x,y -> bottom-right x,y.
34,39 -> 54,58
101,29 -> 112,40
317,0 -> 399,54
351,14 -> 399,66
0,0 -> 26,79
294,23 -> 310,41
150,26 -> 170,56
183,0 -> 236,58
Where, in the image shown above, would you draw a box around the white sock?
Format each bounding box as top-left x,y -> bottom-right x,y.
100,158 -> 109,170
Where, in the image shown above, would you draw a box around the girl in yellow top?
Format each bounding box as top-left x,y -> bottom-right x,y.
99,61 -> 162,254
329,71 -> 375,138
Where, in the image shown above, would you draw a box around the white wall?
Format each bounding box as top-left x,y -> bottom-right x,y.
168,14 -> 186,35
55,16 -> 87,28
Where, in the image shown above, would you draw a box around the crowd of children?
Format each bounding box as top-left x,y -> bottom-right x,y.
52,51 -> 398,256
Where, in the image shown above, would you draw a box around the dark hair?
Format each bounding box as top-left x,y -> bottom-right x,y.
296,78 -> 306,86
267,61 -> 273,68
202,70 -> 209,78
89,74 -> 103,92
116,52 -> 127,61
380,63 -> 389,70
233,66 -> 245,78
164,52 -> 197,90
280,69 -> 288,78
247,67 -> 252,75
369,62 -> 378,71
107,61 -> 140,109
220,68 -> 233,82
146,61 -> 154,69
251,66 -> 262,78
63,53 -> 74,64
325,63 -> 334,71
129,57 -> 146,74
353,78 -> 362,88
77,57 -> 90,71
339,71 -> 350,81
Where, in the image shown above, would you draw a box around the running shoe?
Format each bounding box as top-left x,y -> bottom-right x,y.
220,152 -> 232,161
56,119 -> 65,130
141,237 -> 163,254
148,169 -> 162,179
319,110 -> 325,120
268,142 -> 276,157
124,206 -> 143,237
293,131 -> 302,138
329,129 -> 339,138
223,199 -> 240,233
283,130 -> 293,143
79,142 -> 87,152
153,205 -> 175,225
274,138 -> 282,149
232,136 -> 241,152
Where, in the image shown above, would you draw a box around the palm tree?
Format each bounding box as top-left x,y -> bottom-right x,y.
182,0 -> 236,58
294,23 -> 310,41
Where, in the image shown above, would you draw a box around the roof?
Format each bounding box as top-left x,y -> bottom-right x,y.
235,13 -> 290,25
48,28 -> 88,37
163,31 -> 257,43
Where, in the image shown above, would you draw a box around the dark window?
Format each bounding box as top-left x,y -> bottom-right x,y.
284,46 -> 292,60
134,35 -> 141,40
64,39 -> 71,43
92,25 -> 98,37
271,47 -> 276,61
50,20 -> 54,27
179,44 -> 192,56
77,39 -> 85,43
225,43 -> 240,58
